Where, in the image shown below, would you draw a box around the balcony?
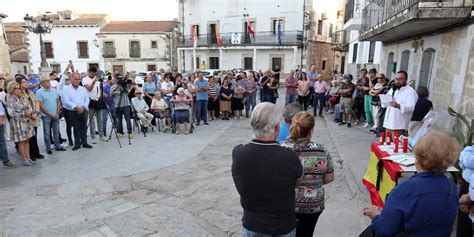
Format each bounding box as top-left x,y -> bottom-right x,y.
343,0 -> 363,31
331,30 -> 349,52
360,0 -> 472,43
179,31 -> 304,48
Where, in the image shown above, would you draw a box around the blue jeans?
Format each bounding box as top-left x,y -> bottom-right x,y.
313,92 -> 326,116
285,94 -> 297,105
243,227 -> 296,237
0,124 -> 9,164
195,100 -> 208,123
102,105 -> 116,135
245,94 -> 257,117
42,116 -> 61,151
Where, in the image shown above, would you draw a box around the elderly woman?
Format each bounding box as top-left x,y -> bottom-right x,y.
19,77 -> 43,160
6,82 -> 36,166
325,80 -> 340,114
219,78 -> 233,120
207,76 -> 219,121
363,131 -> 459,236
170,88 -> 192,134
281,111 -> 334,237
232,77 -> 245,119
243,71 -> 257,118
150,92 -> 171,131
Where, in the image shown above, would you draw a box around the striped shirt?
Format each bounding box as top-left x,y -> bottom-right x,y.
209,84 -> 218,97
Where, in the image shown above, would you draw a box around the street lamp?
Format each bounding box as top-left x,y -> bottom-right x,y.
23,14 -> 53,68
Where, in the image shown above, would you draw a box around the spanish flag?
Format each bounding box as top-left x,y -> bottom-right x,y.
215,24 -> 224,46
362,143 -> 403,207
191,24 -> 197,48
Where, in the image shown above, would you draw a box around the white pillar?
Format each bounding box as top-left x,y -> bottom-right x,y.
219,48 -> 223,70
193,48 -> 197,72
253,47 -> 257,71
293,47 -> 298,71
177,49 -> 182,72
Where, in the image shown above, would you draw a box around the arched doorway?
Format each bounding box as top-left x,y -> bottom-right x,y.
386,52 -> 394,80
400,50 -> 410,72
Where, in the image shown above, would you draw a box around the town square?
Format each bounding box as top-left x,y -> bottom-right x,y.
0,0 -> 473,236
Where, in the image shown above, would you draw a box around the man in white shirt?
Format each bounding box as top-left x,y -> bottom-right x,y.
62,73 -> 92,151
382,71 -> 418,137
131,89 -> 154,133
82,67 -> 105,143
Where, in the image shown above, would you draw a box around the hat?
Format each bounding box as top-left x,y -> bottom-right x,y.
40,76 -> 51,83
135,89 -> 143,94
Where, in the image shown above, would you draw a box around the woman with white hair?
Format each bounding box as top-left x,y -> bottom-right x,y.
170,87 -> 192,134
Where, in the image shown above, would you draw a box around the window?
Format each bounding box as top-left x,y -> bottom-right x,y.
386,52 -> 394,80
51,64 -> 61,72
271,57 -> 282,71
209,57 -> 219,69
195,25 -> 200,38
368,41 -> 376,63
329,23 -> 333,37
244,57 -> 253,70
77,41 -> 89,58
418,48 -> 435,89
129,41 -> 140,58
352,43 -> 358,63
272,19 -> 283,34
147,64 -> 157,71
209,23 -> 217,44
103,41 -> 115,58
44,42 -> 54,58
400,50 -> 410,72
243,21 -> 255,44
340,56 -> 345,74
23,66 -> 27,74
317,20 -> 323,35
322,60 -> 326,70
151,40 -> 157,49
88,63 -> 99,70
195,57 -> 200,69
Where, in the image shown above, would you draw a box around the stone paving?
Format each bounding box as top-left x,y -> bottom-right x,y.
0,97 -> 376,236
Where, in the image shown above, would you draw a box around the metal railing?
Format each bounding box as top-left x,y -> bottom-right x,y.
362,0 -> 420,32
102,48 -> 116,58
344,0 -> 363,23
179,30 -> 304,47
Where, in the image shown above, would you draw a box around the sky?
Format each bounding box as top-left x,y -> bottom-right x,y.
0,0 -> 179,22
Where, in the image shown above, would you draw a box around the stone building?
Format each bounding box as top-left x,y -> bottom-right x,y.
0,13 -> 12,75
359,0 -> 473,134
4,22 -> 30,75
177,0 -> 307,73
306,0 -> 347,77
343,0 -> 383,77
27,11 -> 108,73
97,21 -> 179,74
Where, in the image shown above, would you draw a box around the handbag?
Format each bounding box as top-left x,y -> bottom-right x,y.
359,180 -> 454,237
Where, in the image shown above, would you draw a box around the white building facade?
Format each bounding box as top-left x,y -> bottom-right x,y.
178,0 -> 307,73
343,0 -> 383,77
97,21 -> 177,74
27,12 -> 107,73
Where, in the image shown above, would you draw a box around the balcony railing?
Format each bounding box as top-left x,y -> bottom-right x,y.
344,0 -> 355,23
102,49 -> 116,58
331,30 -> 349,52
180,31 -> 304,47
362,0 -> 419,33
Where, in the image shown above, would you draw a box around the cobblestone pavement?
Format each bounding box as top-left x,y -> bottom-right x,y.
0,97 -> 376,236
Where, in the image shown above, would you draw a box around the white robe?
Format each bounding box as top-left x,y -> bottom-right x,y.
382,85 -> 418,130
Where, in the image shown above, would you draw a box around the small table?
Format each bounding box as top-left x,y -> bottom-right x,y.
362,142 -> 458,208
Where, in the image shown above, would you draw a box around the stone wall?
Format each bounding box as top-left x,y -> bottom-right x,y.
0,38 -> 11,75
307,41 -> 336,79
380,24 -> 473,137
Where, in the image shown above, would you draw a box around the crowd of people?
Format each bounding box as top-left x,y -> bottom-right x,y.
0,65 -> 286,169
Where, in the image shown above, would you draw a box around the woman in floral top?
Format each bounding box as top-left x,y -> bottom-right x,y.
281,111 -> 334,237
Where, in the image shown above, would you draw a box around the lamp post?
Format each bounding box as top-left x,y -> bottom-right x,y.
23,14 -> 52,69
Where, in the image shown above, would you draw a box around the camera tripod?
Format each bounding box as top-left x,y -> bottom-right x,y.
86,104 -> 126,148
